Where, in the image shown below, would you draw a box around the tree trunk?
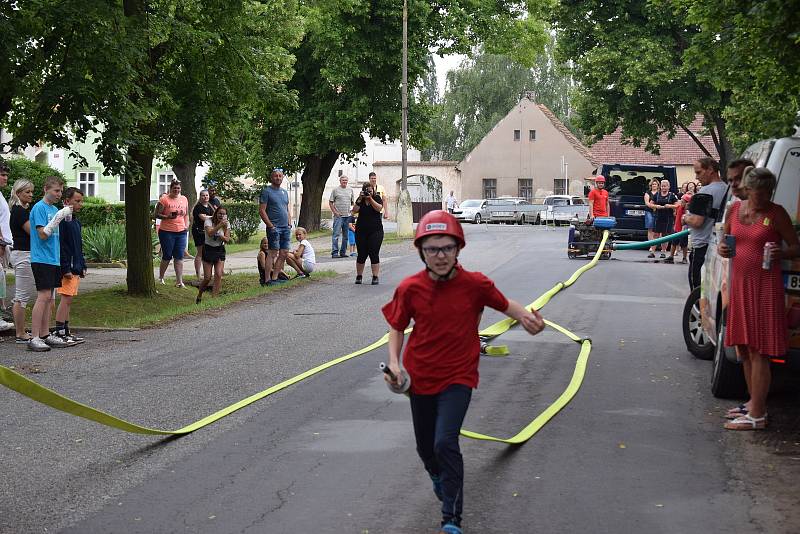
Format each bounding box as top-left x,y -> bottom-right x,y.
172,159 -> 198,207
125,146 -> 156,296
711,115 -> 735,172
298,151 -> 339,231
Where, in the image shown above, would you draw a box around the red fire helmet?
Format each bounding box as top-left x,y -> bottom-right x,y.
414,210 -> 466,249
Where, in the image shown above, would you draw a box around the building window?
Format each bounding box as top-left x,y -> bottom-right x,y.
554,178 -> 568,196
338,169 -> 343,177
513,130 -> 520,141
77,171 -> 97,197
482,179 -> 497,199
158,172 -> 174,197
518,179 -> 533,200
118,175 -> 125,202
529,129 -> 536,141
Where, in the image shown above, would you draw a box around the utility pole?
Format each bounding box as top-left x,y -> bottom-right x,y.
396,0 -> 414,236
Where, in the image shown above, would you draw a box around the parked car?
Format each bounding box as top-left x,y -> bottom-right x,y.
540,195 -> 589,225
452,199 -> 490,224
681,132 -> 800,398
599,164 -> 679,239
486,197 -> 546,224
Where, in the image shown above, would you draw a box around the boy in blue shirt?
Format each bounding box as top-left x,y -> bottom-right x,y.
28,176 -> 74,352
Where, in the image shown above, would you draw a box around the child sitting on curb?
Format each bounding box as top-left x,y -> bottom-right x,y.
285,227 -> 315,278
382,210 -> 545,534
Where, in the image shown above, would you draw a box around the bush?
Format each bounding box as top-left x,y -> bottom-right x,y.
225,202 -> 261,244
82,196 -> 108,205
0,158 -> 65,200
78,203 -> 126,227
82,224 -> 158,262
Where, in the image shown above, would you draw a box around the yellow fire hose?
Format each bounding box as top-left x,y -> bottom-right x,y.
0,231 -> 608,443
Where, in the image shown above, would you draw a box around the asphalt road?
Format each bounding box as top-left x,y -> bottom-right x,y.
2,224 -> 798,533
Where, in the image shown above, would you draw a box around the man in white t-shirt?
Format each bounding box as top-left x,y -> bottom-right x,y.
446,191 -> 459,213
0,163 -> 15,331
329,175 -> 354,258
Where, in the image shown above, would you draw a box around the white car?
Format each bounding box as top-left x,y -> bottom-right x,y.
452,199 -> 490,224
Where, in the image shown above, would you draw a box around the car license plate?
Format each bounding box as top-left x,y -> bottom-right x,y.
626,210 -> 645,216
495,211 -> 512,216
785,272 -> 800,293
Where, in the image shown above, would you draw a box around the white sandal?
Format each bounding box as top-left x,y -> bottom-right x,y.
724,413 -> 767,430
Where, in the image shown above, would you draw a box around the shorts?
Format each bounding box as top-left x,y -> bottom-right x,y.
31,262 -> 62,291
672,232 -> 689,247
159,230 -> 187,261
192,227 -> 206,247
302,260 -> 315,273
654,215 -> 673,235
57,274 -> 81,296
202,244 -> 226,264
267,226 -> 291,250
348,229 -> 355,246
10,250 -> 36,306
644,210 -> 655,230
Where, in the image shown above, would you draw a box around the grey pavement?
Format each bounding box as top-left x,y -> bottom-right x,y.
1,224 -> 798,533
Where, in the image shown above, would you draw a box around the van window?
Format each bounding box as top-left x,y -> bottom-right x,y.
545,197 -> 569,206
606,172 -> 665,197
572,197 -> 584,205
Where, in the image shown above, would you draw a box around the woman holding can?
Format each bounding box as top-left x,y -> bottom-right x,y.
718,167 -> 800,430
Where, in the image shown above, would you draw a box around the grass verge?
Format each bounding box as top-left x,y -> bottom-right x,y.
224,229 -> 330,255
68,270 -> 337,329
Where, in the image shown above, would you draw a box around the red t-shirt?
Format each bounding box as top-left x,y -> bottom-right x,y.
587,188 -> 609,217
674,202 -> 686,233
382,265 -> 509,395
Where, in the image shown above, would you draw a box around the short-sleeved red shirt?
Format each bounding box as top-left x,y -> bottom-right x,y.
382,265 -> 509,395
587,188 -> 609,217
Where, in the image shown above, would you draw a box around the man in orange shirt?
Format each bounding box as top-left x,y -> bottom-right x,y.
587,175 -> 609,221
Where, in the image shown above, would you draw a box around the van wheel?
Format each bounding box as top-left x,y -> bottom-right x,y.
682,287 -> 714,360
518,215 -> 525,225
535,214 -> 541,225
710,311 -> 748,399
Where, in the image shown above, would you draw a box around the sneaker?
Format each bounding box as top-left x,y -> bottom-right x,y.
64,333 -> 85,344
175,282 -> 187,288
44,334 -> 76,348
663,256 -> 674,264
371,276 -> 379,285
681,257 -> 688,264
660,253 -> 666,258
27,338 -> 51,352
159,278 -> 166,285
267,280 -> 279,286
439,524 -> 462,534
355,275 -> 363,285
647,252 -> 655,258
349,253 -> 356,257
0,319 -> 14,332
274,278 -> 288,284
15,335 -> 32,344
430,474 -> 443,502
332,252 -> 339,258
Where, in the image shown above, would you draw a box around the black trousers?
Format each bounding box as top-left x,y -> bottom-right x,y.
355,228 -> 383,264
688,244 -> 708,290
409,384 -> 472,527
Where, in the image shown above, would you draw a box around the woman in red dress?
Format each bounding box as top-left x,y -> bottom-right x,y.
719,168 -> 800,430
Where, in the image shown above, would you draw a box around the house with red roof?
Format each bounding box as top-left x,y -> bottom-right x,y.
588,117 -> 719,186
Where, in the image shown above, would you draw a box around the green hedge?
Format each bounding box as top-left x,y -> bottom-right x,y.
78,203 -> 127,227
1,158 -> 65,200
224,202 -> 261,244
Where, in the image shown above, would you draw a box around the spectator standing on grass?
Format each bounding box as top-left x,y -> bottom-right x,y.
446,191 -> 459,214
682,157 -> 727,290
353,182 -> 384,285
718,168 -> 800,430
53,187 -> 86,344
28,176 -> 75,352
192,190 -> 215,279
369,172 -> 390,220
329,175 -> 354,258
0,164 -> 14,332
196,206 -> 231,303
652,179 -> 678,262
155,180 -> 190,287
207,184 -> 222,209
259,169 -> 292,286
9,179 -> 36,342
286,227 -> 316,277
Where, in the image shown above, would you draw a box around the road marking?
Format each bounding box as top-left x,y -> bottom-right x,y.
573,293 -> 684,305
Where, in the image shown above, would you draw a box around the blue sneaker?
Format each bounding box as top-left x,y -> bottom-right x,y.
439,524 -> 462,534
430,474 -> 443,502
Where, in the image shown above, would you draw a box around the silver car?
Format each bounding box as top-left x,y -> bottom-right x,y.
452,199 -> 490,224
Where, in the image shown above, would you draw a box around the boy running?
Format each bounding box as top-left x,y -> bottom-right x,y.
53,187 -> 87,344
382,211 -> 545,534
28,176 -> 74,351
